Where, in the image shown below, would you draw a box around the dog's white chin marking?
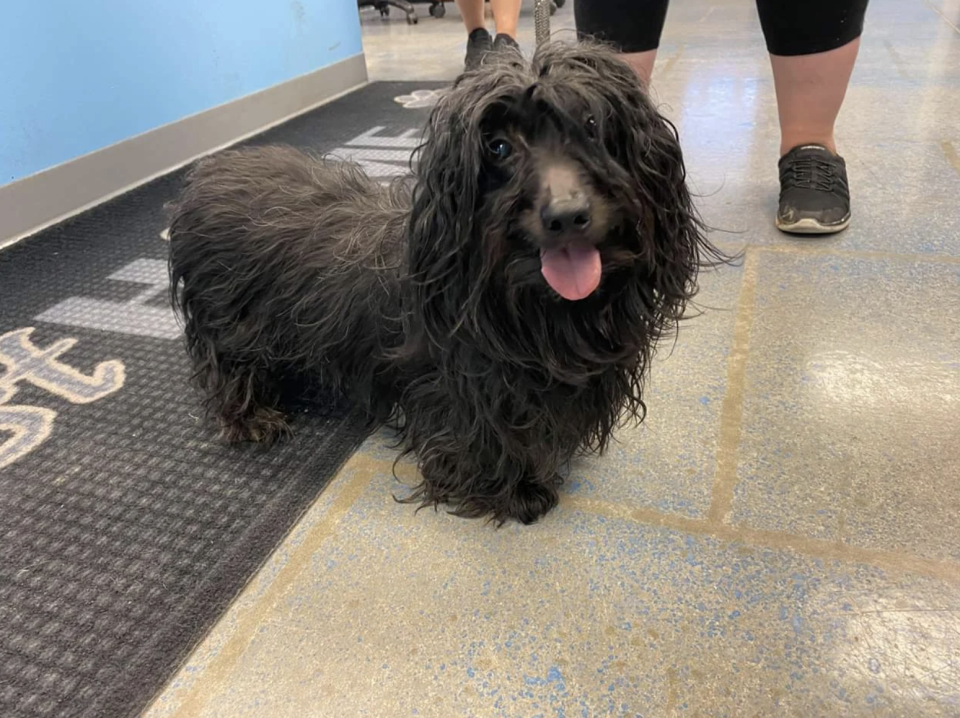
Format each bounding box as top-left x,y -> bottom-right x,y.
540,242 -> 602,301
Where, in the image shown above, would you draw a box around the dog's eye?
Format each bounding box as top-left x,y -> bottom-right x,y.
488,138 -> 513,161
585,116 -> 599,139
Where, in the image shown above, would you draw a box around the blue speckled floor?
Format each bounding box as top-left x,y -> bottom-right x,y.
147,0 -> 960,715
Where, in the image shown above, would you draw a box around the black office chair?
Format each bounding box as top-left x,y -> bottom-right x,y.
358,0 -> 419,24
359,0 -> 562,25
419,0 -> 562,18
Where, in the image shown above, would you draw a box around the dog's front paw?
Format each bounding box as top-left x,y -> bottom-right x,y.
218,405 -> 291,445
506,477 -> 561,525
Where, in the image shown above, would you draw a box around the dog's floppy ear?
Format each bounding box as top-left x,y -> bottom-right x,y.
404,80 -> 489,349
616,86 -> 704,318
547,43 -> 722,318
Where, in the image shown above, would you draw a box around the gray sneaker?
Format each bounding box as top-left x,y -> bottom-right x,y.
493,33 -> 520,54
464,28 -> 493,72
776,144 -> 852,235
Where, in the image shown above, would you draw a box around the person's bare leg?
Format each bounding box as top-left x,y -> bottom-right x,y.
622,49 -> 658,86
770,38 -> 861,156
574,0 -> 670,84
490,0 -> 521,39
770,38 -> 861,233
455,0 -> 486,32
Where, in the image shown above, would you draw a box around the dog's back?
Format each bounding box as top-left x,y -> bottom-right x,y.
168,145 -> 409,440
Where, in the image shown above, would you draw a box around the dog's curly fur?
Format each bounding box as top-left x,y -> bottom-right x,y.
168,42 -> 726,525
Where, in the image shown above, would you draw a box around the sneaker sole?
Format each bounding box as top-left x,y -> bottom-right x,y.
775,214 -> 851,235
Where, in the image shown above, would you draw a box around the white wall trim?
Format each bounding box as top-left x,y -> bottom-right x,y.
0,53 -> 368,249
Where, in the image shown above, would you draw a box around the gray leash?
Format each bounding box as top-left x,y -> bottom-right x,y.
533,0 -> 551,47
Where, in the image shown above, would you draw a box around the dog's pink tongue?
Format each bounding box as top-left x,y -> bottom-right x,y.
540,243 -> 602,301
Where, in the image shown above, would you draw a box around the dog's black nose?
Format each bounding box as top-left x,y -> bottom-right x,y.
541,197 -> 591,235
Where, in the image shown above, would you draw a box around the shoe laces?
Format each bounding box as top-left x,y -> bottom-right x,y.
781,155 -> 841,193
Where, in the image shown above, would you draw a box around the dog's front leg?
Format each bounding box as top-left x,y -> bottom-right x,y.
506,470 -> 563,525
410,432 -> 562,526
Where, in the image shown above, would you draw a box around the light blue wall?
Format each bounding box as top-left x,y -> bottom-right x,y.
0,1 -> 364,186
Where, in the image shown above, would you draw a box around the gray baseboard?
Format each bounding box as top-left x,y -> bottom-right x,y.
0,53 -> 368,249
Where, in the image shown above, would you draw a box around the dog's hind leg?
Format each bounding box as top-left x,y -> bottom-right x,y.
195,353 -> 291,444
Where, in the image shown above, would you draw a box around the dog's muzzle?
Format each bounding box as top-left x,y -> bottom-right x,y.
537,163 -> 603,301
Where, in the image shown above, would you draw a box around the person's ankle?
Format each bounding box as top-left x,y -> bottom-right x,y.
622,50 -> 657,87
780,137 -> 837,157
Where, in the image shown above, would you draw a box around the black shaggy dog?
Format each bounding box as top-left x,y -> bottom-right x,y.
168,42 -> 725,525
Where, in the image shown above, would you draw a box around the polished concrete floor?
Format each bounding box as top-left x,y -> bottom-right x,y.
148,0 -> 960,715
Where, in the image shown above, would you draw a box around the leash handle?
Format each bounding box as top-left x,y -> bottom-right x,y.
534,0 -> 551,47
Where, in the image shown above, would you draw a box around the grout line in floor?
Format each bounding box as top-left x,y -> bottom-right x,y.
942,139 -> 960,178
706,248 -> 758,524
748,242 -> 960,266
564,495 -> 960,584
160,433 -> 960,710
350,447 -> 960,587
660,43 -> 686,77
920,0 -> 960,36
165,454 -> 384,717
884,39 -> 913,80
